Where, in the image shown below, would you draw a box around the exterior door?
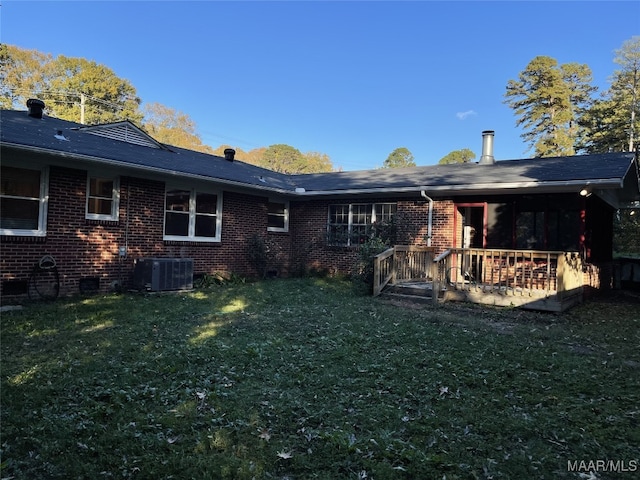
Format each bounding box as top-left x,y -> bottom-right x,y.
455,203 -> 486,249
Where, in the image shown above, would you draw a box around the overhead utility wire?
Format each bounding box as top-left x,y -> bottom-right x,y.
9,88 -> 264,148
11,88 -> 130,110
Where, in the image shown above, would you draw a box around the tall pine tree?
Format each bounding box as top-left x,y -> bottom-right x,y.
580,36 -> 640,153
504,56 -> 595,157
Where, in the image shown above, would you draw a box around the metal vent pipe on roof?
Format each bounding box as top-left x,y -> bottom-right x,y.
479,130 -> 495,164
27,99 -> 45,119
224,148 -> 236,162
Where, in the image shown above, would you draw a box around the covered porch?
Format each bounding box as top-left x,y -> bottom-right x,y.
373,246 -> 586,312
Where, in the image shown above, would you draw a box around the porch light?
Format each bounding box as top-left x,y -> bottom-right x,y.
579,188 -> 592,197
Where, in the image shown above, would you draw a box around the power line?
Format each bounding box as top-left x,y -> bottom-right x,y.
8,88 -> 273,149
8,88 -> 136,124
199,128 -> 263,149
9,87 -> 132,110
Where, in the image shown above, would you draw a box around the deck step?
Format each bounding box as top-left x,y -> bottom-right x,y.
384,282 -> 434,297
381,292 -> 435,304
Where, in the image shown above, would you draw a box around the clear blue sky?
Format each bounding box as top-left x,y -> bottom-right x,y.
2,1 -> 638,170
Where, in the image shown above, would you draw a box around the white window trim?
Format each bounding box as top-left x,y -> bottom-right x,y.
267,199 -> 289,233
85,173 -> 120,221
0,164 -> 49,237
163,186 -> 223,242
327,202 -> 396,246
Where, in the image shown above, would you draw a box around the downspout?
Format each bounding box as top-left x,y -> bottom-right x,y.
420,190 -> 433,247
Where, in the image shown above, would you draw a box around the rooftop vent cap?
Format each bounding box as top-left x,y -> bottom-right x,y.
478,130 -> 495,165
27,99 -> 45,119
224,148 -> 236,162
54,130 -> 69,141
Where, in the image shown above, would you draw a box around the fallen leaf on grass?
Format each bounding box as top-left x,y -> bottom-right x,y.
578,473 -> 600,480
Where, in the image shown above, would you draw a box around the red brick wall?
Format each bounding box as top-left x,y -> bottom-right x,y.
1,166 -> 129,299
418,199 -> 455,252
289,199 -> 358,276
0,167 -> 288,300
290,197 -> 455,276
0,161 -> 615,305
1,165 -> 456,300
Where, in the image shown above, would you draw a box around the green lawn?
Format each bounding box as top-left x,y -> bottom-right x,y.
2,278 -> 639,479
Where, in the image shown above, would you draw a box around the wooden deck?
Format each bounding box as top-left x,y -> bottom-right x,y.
373,247 -> 584,312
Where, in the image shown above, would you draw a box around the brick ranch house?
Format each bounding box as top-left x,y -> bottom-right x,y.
2,101 -> 639,310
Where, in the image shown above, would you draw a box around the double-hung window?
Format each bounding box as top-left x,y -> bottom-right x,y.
0,165 -> 49,236
86,174 -> 119,220
164,187 -> 222,242
267,200 -> 289,232
327,203 -> 396,246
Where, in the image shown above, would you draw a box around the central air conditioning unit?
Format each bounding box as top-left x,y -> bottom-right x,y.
133,258 -> 194,292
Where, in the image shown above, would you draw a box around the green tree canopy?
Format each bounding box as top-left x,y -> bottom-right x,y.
504,55 -> 595,157
609,36 -> 639,152
212,145 -> 332,172
383,147 -> 416,168
0,45 -> 142,124
258,144 -> 334,173
579,37 -> 640,153
261,144 -> 305,173
142,103 -> 213,153
302,151 -> 333,173
47,55 -> 142,124
614,205 -> 640,255
213,145 -> 268,166
0,44 -> 53,109
579,79 -> 634,153
438,148 -> 476,164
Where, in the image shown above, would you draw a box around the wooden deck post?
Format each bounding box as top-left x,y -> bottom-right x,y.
432,278 -> 439,305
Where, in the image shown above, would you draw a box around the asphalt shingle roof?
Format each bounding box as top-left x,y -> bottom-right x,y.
2,109 -> 638,200
290,153 -> 636,193
1,110 -> 295,192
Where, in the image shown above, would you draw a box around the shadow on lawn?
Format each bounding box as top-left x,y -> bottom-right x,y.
2,280 -> 639,479
1,285 -> 265,477
3,277 -> 361,478
3,285 -> 256,383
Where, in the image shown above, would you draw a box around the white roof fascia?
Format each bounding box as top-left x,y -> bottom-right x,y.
293,179 -> 624,197
2,142 -> 629,198
2,142 -> 294,195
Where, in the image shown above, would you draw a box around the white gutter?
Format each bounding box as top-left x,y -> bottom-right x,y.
420,190 -> 433,246
290,179 -> 625,197
2,142 -> 628,198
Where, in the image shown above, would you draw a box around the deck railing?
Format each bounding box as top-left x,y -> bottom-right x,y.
374,246 -> 583,302
373,245 -> 436,296
372,247 -> 395,296
433,248 -> 583,298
